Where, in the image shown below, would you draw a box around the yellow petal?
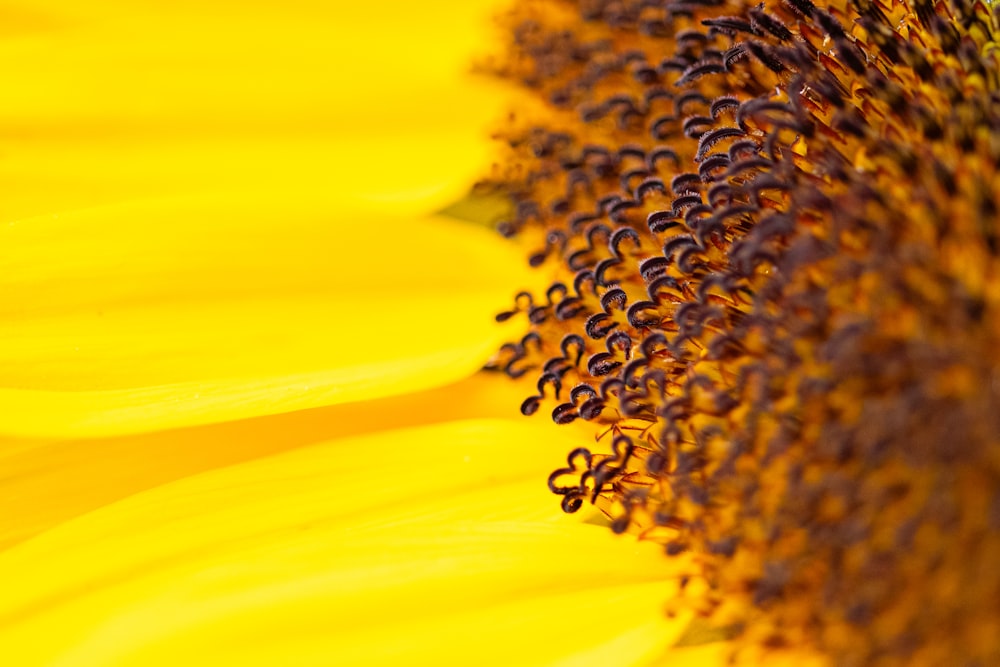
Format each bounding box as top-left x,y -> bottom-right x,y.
0,374 -> 589,551
0,420 -> 687,666
0,1 -> 507,219
0,195 -> 540,438
0,104 -> 504,224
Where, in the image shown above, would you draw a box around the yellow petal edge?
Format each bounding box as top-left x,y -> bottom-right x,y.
0,195 -> 543,438
0,419 -> 691,667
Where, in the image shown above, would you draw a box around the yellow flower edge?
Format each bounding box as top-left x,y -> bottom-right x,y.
0,0 -> 508,221
0,419 -> 696,667
0,373 -> 592,551
0,194 -> 546,439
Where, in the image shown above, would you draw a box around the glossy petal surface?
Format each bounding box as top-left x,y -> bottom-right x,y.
0,0 -> 506,219
0,197 -> 539,438
0,420 -> 688,666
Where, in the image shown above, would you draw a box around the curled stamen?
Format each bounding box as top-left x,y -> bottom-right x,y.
708,16 -> 759,37
677,61 -> 727,85
696,127 -> 746,161
647,210 -> 682,234
554,296 -> 586,321
744,40 -> 788,73
662,234 -> 700,262
607,199 -> 642,223
699,153 -> 732,181
622,357 -> 650,388
646,275 -> 681,301
782,0 -> 816,17
672,193 -> 705,215
494,290 -> 535,322
675,91 -> 711,116
634,177 -> 668,200
500,345 -> 533,380
551,402 -> 578,425
593,257 -> 622,286
559,334 -> 587,367
627,300 -> 663,328
585,313 -> 618,339
682,115 -> 716,139
609,227 -> 642,258
600,287 -> 628,313
671,173 -> 703,195
749,7 -> 793,41
572,270 -> 596,298
620,168 -> 651,192
648,146 -> 680,169
605,331 -> 633,357
587,352 -> 622,377
639,256 -> 670,282
591,435 -> 636,501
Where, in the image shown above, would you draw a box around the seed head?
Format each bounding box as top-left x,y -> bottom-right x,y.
488,0 -> 1000,664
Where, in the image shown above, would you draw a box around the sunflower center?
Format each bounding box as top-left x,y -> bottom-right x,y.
487,0 -> 1000,663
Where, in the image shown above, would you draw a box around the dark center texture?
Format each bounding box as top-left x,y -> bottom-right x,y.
486,0 -> 1000,664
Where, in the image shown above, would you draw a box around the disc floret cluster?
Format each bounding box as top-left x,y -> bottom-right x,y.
488,0 -> 1000,663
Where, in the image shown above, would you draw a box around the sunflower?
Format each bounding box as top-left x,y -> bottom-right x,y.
0,1 -> 716,666
3,0 -> 998,666
486,0 -> 1000,664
